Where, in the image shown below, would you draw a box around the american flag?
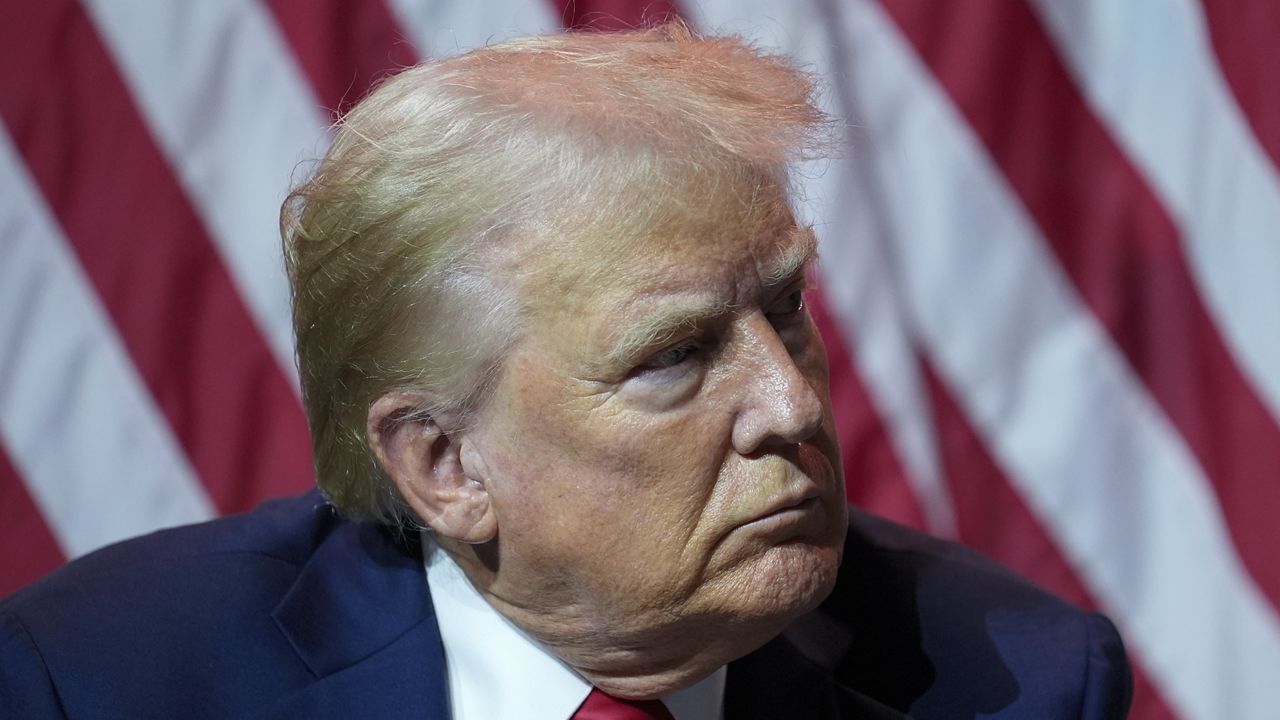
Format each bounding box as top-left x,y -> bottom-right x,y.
1,2 -> 1276,718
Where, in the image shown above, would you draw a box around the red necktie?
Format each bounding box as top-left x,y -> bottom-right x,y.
572,688 -> 675,720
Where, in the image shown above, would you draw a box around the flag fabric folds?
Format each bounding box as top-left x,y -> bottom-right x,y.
1,2 -> 1276,718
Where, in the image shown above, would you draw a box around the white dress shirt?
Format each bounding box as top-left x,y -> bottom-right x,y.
423,534 -> 726,720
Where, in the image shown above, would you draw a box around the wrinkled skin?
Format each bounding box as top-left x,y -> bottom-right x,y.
376,177 -> 848,698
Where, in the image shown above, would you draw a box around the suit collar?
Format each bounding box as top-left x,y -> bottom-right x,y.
267,518 -> 450,719
726,631 -> 907,720
263,505 -> 905,720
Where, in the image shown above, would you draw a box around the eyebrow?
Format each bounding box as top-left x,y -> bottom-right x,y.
595,227 -> 821,373
596,297 -> 733,372
767,226 -> 820,286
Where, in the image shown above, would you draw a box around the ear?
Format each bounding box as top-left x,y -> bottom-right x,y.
366,392 -> 497,544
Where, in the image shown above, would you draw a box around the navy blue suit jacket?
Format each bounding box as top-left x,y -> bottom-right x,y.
0,491 -> 1131,719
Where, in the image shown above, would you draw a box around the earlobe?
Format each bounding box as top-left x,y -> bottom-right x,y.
367,392 -> 498,544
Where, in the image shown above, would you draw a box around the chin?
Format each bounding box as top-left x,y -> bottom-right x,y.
687,493 -> 847,631
708,537 -> 844,626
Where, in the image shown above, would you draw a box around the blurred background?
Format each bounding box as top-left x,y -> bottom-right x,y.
1,1 -> 1277,718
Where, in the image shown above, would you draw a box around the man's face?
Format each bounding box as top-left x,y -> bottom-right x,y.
464,177 -> 848,646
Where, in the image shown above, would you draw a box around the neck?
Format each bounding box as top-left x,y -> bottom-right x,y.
440,538 -> 782,700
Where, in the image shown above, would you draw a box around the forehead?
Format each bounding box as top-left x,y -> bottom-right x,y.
593,220 -> 815,306
508,192 -> 816,384
528,169 -> 804,309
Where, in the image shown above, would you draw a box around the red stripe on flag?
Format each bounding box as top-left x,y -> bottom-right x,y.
0,1 -> 314,514
810,292 -> 929,531
0,444 -> 65,597
264,0 -> 418,117
922,362 -> 1088,608
880,0 -> 1280,614
921,360 -> 1178,720
548,0 -> 680,31
1199,0 -> 1280,173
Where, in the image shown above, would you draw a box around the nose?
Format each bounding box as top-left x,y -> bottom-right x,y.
731,313 -> 826,455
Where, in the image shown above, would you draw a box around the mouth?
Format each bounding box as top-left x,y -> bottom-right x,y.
727,443 -> 842,540
743,484 -> 824,530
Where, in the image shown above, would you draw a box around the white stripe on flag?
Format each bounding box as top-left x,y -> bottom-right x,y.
684,0 -> 959,539
83,0 -> 329,383
1032,0 -> 1280,428
831,2 -> 1280,718
0,125 -> 214,557
386,0 -> 559,57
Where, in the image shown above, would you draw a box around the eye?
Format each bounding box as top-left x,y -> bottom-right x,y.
640,341 -> 700,371
622,338 -> 706,406
768,289 -> 805,319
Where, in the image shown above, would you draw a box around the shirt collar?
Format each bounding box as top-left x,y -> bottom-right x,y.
423,534 -> 725,720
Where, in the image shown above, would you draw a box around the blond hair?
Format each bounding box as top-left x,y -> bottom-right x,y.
282,22 -> 829,525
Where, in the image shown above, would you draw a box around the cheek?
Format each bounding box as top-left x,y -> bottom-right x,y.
486,385 -> 730,541
797,327 -> 832,389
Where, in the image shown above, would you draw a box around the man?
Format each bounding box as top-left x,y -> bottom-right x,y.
0,25 -> 1130,719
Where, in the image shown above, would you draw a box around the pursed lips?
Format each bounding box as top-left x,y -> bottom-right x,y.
743,481 -> 823,527
726,442 -> 838,532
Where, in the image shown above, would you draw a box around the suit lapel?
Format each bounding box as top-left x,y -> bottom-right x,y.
252,507 -> 916,719
726,632 -> 908,720
260,520 -> 451,720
